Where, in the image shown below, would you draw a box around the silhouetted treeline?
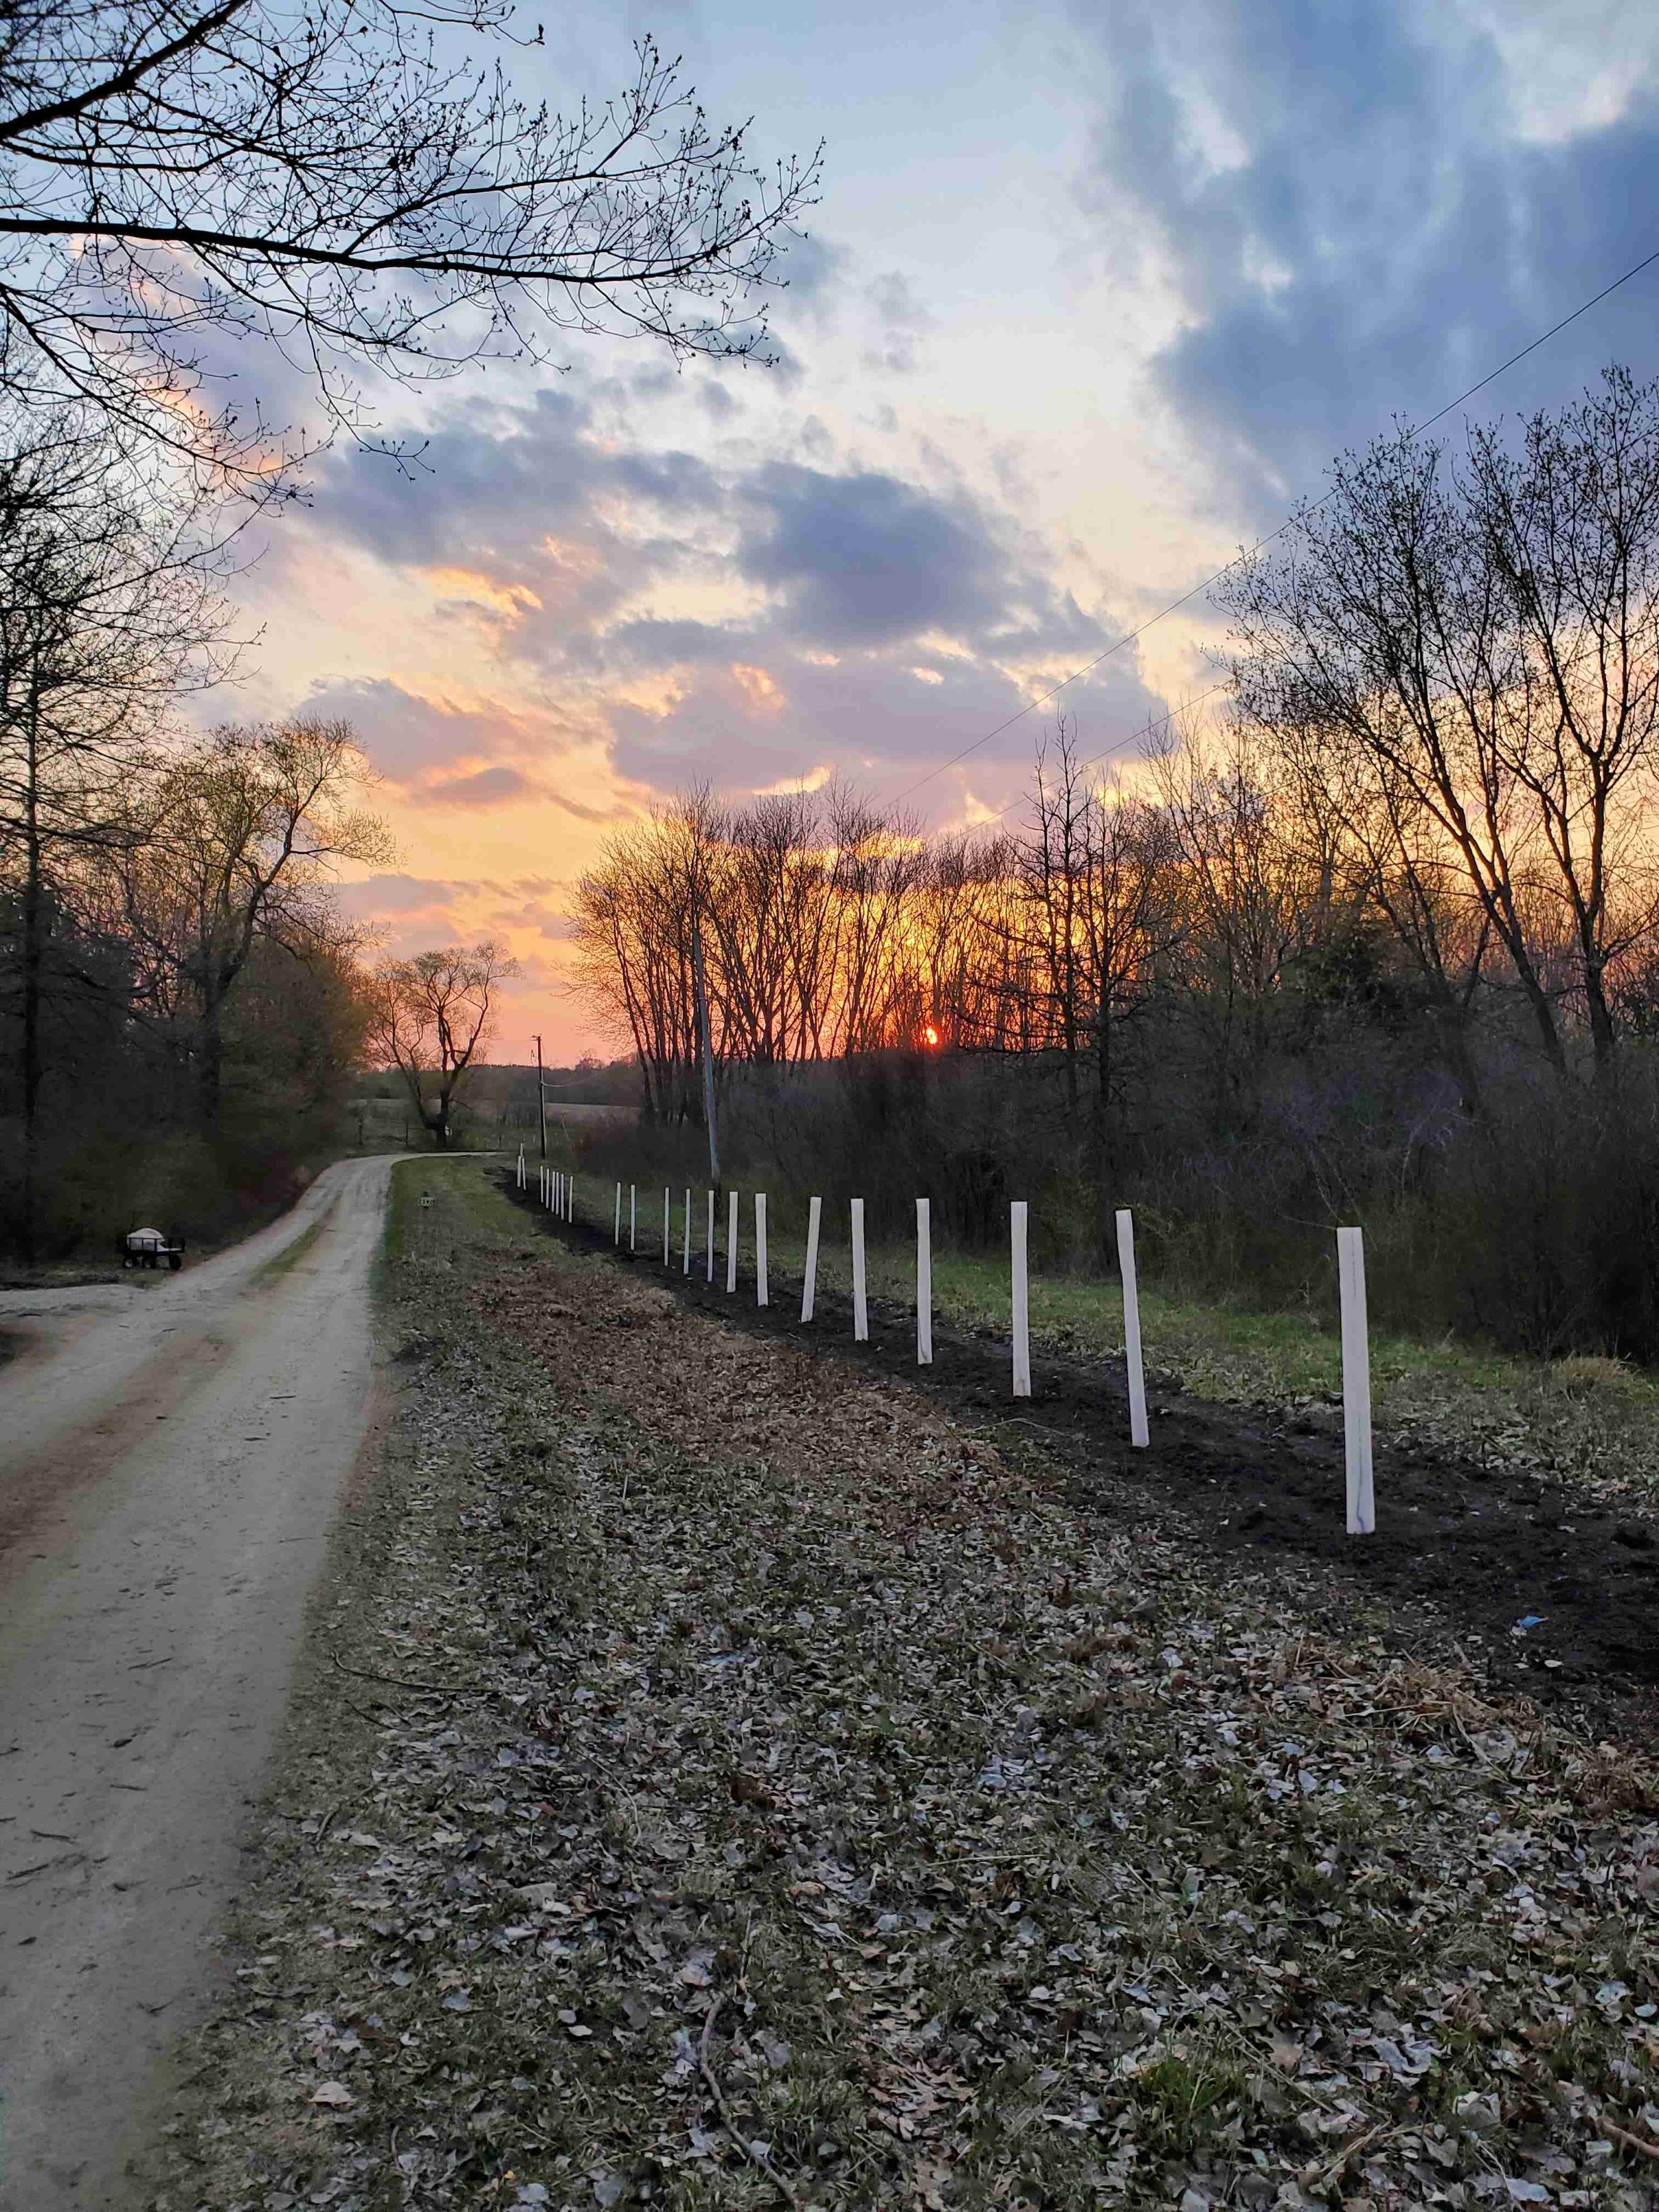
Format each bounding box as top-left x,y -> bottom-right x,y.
0,409 -> 395,1260
574,369 -> 1659,1359
0,716 -> 382,1260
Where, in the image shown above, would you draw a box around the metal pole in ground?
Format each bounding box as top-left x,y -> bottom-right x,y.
692,910 -> 721,1191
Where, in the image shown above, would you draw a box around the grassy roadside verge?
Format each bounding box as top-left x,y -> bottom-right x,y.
570,1181 -> 1659,1510
144,1157 -> 1658,2211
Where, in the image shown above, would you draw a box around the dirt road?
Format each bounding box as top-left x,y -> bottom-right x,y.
0,1155 -> 403,2209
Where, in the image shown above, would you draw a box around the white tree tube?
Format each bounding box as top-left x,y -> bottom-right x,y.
629,1185 -> 636,1252
916,1198 -> 933,1364
851,1199 -> 868,1342
614,1181 -> 622,1244
663,1184 -> 671,1266
727,1190 -> 739,1293
756,1194 -> 769,1306
1337,1226 -> 1376,1534
705,1189 -> 715,1282
1011,1201 -> 1031,1398
1115,1207 -> 1149,1447
683,1187 -> 691,1274
801,1195 -> 822,1322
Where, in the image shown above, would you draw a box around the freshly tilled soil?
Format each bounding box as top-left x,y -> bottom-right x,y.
528,1185 -> 1659,1728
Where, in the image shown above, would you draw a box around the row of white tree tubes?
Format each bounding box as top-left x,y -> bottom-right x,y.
516,1151 -> 1375,1536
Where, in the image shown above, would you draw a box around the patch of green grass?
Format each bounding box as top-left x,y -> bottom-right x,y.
835,1238 -> 1659,1505
250,1203 -> 334,1288
376,1155 -> 519,1293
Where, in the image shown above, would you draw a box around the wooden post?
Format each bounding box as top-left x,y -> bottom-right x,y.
1011,1201 -> 1031,1398
1337,1226 -> 1376,1534
916,1197 -> 932,1364
1115,1207 -> 1149,1447
756,1194 -> 768,1307
683,1187 -> 691,1274
801,1195 -> 822,1322
727,1190 -> 739,1293
851,1199 -> 868,1342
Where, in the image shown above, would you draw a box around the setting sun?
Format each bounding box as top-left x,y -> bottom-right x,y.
924,1024 -> 940,1045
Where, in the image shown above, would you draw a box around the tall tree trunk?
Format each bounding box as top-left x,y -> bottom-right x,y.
19,689 -> 43,1261
1583,945 -> 1617,1072
1092,975 -> 1112,1265
196,985 -> 224,1133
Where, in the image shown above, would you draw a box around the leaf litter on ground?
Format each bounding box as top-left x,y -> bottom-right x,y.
143,1167 -> 1658,2211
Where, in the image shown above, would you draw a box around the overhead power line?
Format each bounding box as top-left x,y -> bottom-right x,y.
892,239 -> 1659,811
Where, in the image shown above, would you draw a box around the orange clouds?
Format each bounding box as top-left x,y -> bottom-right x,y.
731,662 -> 786,712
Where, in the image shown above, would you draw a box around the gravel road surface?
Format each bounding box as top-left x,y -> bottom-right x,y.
0,1156 -> 402,2209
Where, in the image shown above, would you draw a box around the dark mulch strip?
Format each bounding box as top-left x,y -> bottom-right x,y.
505,1179 -> 1659,1732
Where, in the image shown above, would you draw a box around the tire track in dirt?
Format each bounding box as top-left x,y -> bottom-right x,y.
0,1156 -> 402,2211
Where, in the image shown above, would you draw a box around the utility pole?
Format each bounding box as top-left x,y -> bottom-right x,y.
691,910 -> 721,1188
533,1033 -> 548,1160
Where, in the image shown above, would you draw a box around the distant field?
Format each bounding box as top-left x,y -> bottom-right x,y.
342,1092 -> 634,1153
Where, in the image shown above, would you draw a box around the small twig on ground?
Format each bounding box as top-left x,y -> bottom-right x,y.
1602,2118 -> 1659,2162
328,1653 -> 451,1696
1307,2119 -> 1390,2193
698,1996 -> 806,2210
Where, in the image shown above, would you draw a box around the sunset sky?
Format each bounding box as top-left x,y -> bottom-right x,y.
206,0 -> 1659,1061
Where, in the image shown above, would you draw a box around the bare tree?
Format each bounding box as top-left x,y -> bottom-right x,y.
120,716 -> 389,1126
1464,370 -> 1659,1063
372,940 -> 516,1149
0,421 -> 232,1248
1221,370 -> 1659,1072
0,5 -> 820,484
